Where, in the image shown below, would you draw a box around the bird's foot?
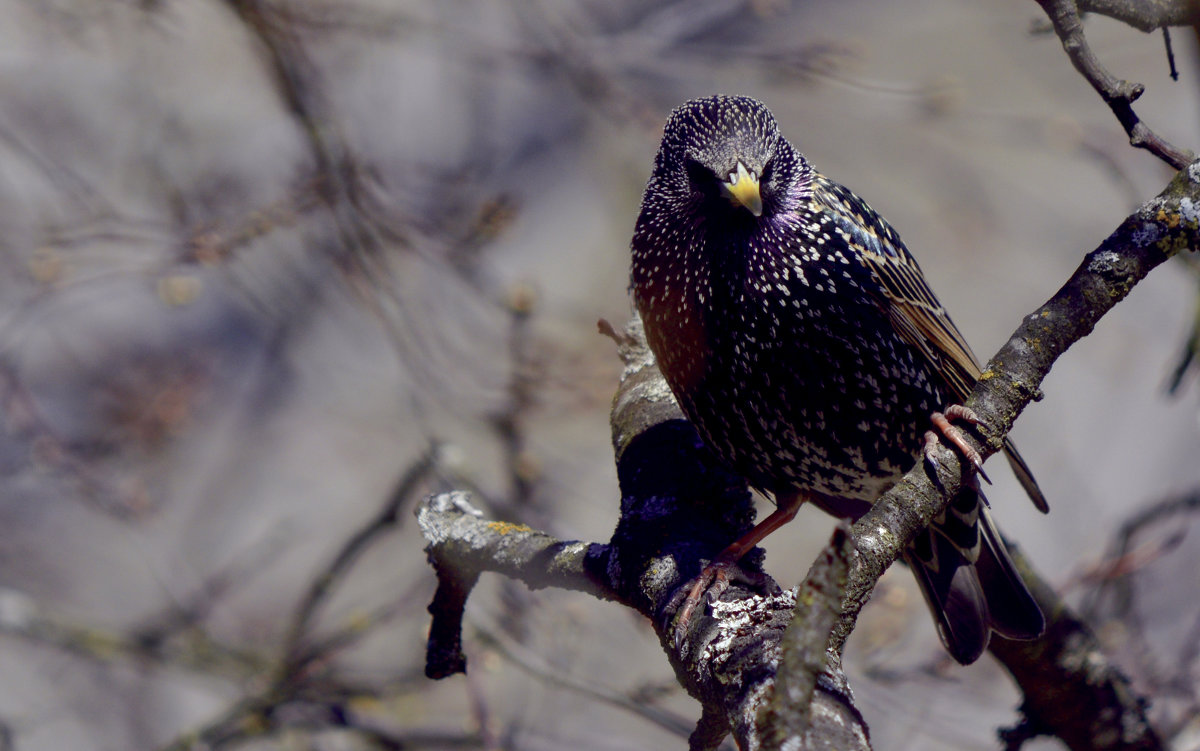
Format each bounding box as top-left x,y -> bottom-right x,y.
668,492 -> 801,649
670,559 -> 777,650
923,405 -> 992,485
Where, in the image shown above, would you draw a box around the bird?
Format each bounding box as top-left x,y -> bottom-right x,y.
629,95 -> 1047,664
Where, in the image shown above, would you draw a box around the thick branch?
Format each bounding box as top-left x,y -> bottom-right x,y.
420,321 -> 872,749
417,490 -> 615,679
1077,0 -> 1200,32
990,547 -> 1162,751
418,162 -> 1200,749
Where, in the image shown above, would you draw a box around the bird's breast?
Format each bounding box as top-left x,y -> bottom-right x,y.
634,273 -> 710,398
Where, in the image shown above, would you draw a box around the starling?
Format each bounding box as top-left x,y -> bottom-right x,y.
630,95 -> 1046,664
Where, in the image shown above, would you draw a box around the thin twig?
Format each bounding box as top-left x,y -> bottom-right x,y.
280,445 -> 439,673
293,575 -> 433,666
472,622 -> 698,739
1162,27 -> 1179,81
489,285 -> 540,511
132,533 -> 289,649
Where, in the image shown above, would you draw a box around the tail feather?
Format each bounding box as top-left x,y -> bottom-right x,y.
974,505 -> 1045,640
905,532 -> 989,664
1003,438 -> 1049,514
905,488 -> 1044,664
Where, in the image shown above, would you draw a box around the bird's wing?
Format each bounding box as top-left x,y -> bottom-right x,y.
813,177 -> 981,399
812,177 -> 1048,512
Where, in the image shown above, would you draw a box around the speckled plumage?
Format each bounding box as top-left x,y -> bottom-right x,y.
630,95 -> 1045,663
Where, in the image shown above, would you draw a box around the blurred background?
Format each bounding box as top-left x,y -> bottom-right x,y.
0,1 -> 1197,749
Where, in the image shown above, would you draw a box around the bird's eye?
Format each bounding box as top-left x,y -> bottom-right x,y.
684,157 -> 715,188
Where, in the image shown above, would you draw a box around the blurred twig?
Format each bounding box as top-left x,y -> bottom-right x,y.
504,0 -> 665,129
1076,489 -> 1200,738
158,684 -> 482,751
224,0 -> 396,285
0,587 -> 265,681
471,621 -> 698,740
152,444 -> 447,750
1088,490 -> 1200,616
0,360 -> 133,513
291,576 -> 432,667
133,532 -> 290,651
280,444 -> 440,674
489,285 -> 542,512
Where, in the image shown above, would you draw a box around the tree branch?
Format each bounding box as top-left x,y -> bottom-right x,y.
419,160 -> 1200,748
421,317 -> 873,749
759,523 -> 857,748
990,547 -> 1163,751
810,161 -> 1200,750
417,490 -> 617,680
1077,0 -> 1200,33
281,445 -> 439,675
1036,0 -> 1196,170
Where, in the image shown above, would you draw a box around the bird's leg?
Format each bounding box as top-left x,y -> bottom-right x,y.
672,490 -> 805,649
924,404 -> 992,484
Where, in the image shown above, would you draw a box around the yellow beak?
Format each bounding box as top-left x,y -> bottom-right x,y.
722,161 -> 762,217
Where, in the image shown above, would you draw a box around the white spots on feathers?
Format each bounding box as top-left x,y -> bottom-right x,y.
630,96 -> 949,503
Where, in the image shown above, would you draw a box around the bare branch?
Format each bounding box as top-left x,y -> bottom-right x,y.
416,490 -> 615,680
1077,0 -> 1200,32
1036,0 -> 1195,169
759,523 -> 857,749
280,445 -> 438,673
418,158 -> 1200,749
991,548 -> 1163,751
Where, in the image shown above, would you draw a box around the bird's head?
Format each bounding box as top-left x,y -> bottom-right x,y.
652,95 -> 808,222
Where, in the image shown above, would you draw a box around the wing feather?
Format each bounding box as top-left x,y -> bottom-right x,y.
812,177 -> 1048,512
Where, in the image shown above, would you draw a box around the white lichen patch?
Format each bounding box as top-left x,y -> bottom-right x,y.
1131,222 -> 1161,247
1180,197 -> 1199,224
1086,250 -> 1122,274
701,589 -> 797,668
417,491 -> 485,546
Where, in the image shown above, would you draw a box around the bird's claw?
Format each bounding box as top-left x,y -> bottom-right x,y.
924,405 -> 992,485
671,563 -> 729,650
670,560 -> 778,650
